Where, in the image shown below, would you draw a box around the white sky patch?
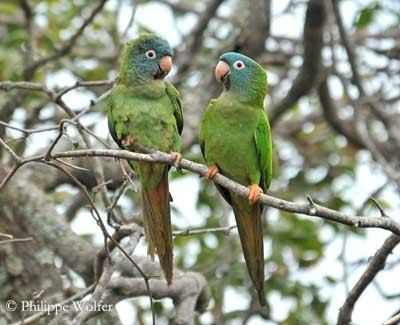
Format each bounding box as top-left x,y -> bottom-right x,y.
223,286 -> 250,313
133,3 -> 181,46
271,12 -> 304,38
92,115 -> 110,139
70,209 -> 115,246
63,89 -> 97,111
204,233 -> 218,249
176,13 -> 198,37
116,300 -> 137,325
46,69 -> 77,88
183,239 -> 201,268
268,290 -> 295,322
170,175 -> 203,228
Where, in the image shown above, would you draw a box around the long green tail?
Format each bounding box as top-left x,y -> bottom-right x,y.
141,167 -> 173,285
232,200 -> 266,306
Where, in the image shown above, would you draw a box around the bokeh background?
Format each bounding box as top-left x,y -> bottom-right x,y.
1,0 -> 400,324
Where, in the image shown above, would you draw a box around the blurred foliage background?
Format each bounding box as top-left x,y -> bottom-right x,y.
1,0 -> 400,324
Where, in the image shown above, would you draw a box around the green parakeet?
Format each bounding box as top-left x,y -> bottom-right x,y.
107,34 -> 183,285
199,52 -> 272,305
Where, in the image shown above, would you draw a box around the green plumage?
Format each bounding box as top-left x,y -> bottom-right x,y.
199,52 -> 272,305
108,34 -> 183,285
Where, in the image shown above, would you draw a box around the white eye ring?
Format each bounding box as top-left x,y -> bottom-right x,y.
145,50 -> 156,59
233,60 -> 245,70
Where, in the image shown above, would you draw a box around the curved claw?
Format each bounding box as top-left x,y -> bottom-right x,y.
170,151 -> 182,168
205,165 -> 219,179
248,183 -> 263,204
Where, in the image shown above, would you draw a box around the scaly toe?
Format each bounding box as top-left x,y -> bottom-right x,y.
248,184 -> 263,204
205,165 -> 219,179
170,151 -> 182,168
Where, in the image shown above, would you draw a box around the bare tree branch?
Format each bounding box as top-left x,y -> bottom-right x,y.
0,237 -> 33,245
337,234 -> 400,325
318,78 -> 365,149
3,148 -> 400,237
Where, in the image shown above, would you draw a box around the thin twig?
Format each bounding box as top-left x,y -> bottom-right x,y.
23,0 -> 109,77
0,237 -> 33,245
0,135 -> 20,161
0,232 -> 13,239
384,312 -> 400,325
0,121 -> 59,135
106,178 -> 129,226
173,225 -> 236,236
55,79 -> 114,100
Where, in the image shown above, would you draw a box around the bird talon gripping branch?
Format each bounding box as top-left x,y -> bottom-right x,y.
170,151 -> 182,168
248,183 -> 263,204
205,165 -> 219,179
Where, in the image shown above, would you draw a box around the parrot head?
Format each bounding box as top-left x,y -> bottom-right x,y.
119,33 -> 174,85
215,52 -> 267,103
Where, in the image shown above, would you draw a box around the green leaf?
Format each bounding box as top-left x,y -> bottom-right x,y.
354,4 -> 381,29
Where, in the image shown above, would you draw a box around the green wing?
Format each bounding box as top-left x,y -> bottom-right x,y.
254,112 -> 272,190
199,101 -> 232,205
165,81 -> 183,135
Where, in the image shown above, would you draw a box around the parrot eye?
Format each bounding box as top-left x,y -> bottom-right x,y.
145,50 -> 156,59
233,60 -> 245,70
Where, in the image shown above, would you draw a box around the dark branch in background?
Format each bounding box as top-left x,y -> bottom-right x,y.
19,0 -> 34,67
22,0 -> 108,78
330,0 -> 364,94
355,113 -> 400,187
318,78 -> 365,149
330,0 -> 400,155
176,0 -> 225,75
234,0 -> 271,57
269,0 -> 326,123
330,0 -> 397,137
337,234 -> 400,325
0,169 -> 96,283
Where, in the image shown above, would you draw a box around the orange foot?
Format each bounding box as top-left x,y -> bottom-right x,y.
170,151 -> 182,168
121,135 -> 135,147
248,183 -> 263,204
205,165 -> 219,179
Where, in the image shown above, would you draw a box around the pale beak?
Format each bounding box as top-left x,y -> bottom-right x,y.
159,55 -> 172,75
215,60 -> 230,82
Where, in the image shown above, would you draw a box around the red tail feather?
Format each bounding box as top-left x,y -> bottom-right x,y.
142,168 -> 174,285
